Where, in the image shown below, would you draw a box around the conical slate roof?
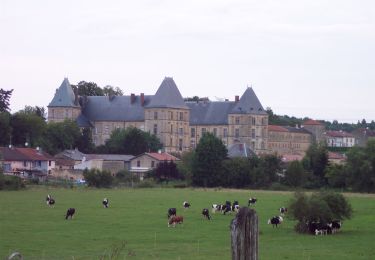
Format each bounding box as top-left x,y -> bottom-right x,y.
147,77 -> 188,109
231,87 -> 267,115
48,78 -> 79,107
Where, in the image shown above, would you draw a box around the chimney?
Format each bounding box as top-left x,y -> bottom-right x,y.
131,93 -> 135,104
140,93 -> 145,106
235,95 -> 239,102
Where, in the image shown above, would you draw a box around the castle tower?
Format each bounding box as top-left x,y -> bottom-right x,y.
228,87 -> 268,154
47,78 -> 81,122
145,77 -> 190,153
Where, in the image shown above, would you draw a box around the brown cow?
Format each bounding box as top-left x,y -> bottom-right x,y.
168,215 -> 183,227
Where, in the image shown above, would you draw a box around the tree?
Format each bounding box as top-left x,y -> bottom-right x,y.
221,158 -> 252,188
345,140 -> 375,192
326,164 -> 348,189
302,142 -> 329,187
191,132 -> 227,187
153,161 -> 180,183
0,89 -> 13,112
17,105 -> 46,120
76,127 -> 95,154
40,119 -> 81,155
176,151 -> 195,184
104,127 -> 162,155
103,85 -> 124,96
73,81 -> 104,96
10,112 -> 46,147
0,112 -> 11,146
288,191 -> 352,233
254,154 -> 281,187
284,160 -> 306,187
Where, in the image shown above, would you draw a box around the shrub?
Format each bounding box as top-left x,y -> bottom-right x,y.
288,191 -> 352,233
83,169 -> 114,188
0,173 -> 25,190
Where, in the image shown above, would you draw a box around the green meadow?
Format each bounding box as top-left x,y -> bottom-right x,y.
0,187 -> 374,260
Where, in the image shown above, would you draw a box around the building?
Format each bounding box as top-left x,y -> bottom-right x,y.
324,130 -> 355,148
302,119 -> 325,143
351,128 -> 375,147
129,152 -> 180,178
0,147 -> 55,180
48,77 -> 269,154
268,125 -> 312,156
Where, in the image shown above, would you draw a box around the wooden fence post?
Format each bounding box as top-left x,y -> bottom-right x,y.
230,207 -> 258,260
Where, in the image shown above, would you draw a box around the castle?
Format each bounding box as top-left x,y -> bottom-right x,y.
48,77 -> 269,154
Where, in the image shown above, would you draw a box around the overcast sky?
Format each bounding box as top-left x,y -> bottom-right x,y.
1,0 -> 374,123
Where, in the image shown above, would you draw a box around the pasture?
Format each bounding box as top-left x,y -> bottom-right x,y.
0,187 -> 374,259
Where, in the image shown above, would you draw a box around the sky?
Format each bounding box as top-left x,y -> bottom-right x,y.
1,0 -> 374,123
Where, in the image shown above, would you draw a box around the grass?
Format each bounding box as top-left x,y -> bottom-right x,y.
0,187 -> 374,259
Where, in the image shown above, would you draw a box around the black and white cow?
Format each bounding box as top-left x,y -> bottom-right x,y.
102,198 -> 109,208
279,207 -> 287,216
202,208 -> 211,220
232,200 -> 240,213
248,197 -> 257,206
331,220 -> 342,234
46,194 -> 55,206
65,208 -> 76,220
268,216 -> 283,228
167,208 -> 177,219
212,204 -> 224,214
183,201 -> 191,209
223,201 -> 232,215
307,221 -> 332,235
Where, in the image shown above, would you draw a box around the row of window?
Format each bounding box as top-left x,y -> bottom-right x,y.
232,116 -> 268,125
152,111 -> 186,121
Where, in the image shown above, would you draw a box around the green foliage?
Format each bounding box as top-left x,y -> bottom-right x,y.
288,191 -> 352,233
326,164 -> 348,189
191,133 -> 227,187
0,174 -> 25,190
103,127 -> 162,155
284,160 -> 306,187
345,140 -> 375,192
153,161 -> 181,183
17,105 -> 46,119
10,112 -> 46,147
221,158 -> 252,188
73,81 -> 104,96
176,151 -> 195,184
39,119 -> 81,155
254,154 -> 281,187
302,142 -> 329,187
76,127 -> 95,153
0,88 -> 13,112
0,112 -> 11,146
83,168 -> 114,188
103,85 -> 123,96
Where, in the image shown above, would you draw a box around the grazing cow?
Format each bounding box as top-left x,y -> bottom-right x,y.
168,215 -> 184,227
248,197 -> 257,206
183,201 -> 191,209
307,221 -> 332,235
46,195 -> 55,206
65,208 -> 76,220
223,201 -> 232,215
167,208 -> 177,219
102,198 -> 109,208
279,207 -> 287,216
331,220 -> 342,233
212,204 -> 223,214
268,216 -> 283,228
231,201 -> 240,213
202,208 -> 211,220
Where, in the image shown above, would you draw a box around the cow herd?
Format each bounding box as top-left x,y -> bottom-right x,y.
45,193 -> 343,235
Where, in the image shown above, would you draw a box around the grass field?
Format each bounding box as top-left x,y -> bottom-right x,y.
0,187 -> 374,260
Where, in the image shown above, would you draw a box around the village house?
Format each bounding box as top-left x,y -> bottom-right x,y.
324,130 -> 355,148
0,146 -> 55,180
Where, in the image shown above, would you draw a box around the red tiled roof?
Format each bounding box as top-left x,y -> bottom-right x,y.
325,131 -> 354,138
0,147 -> 53,161
328,151 -> 346,160
146,152 -> 180,161
268,125 -> 288,132
303,119 -> 324,126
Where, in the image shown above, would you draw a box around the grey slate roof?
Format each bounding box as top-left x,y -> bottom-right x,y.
76,114 -> 92,127
187,101 -> 235,125
231,87 -> 267,115
48,78 -> 79,107
82,95 -> 152,122
227,143 -> 256,158
146,77 -> 188,109
86,154 -> 134,161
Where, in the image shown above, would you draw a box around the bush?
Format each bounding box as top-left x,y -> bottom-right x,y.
83,169 -> 114,188
0,174 -> 25,190
288,191 -> 352,233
